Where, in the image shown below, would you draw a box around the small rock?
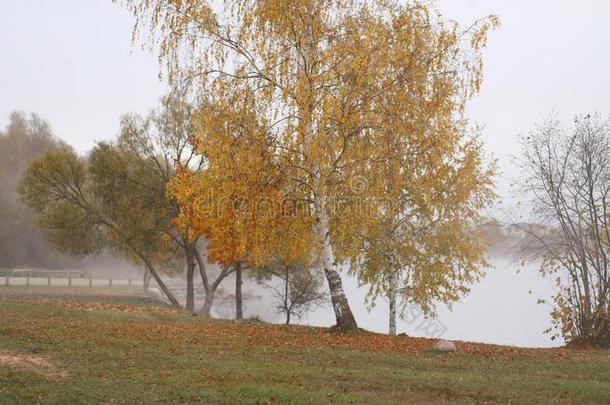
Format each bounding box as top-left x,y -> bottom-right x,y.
397,332 -> 409,337
433,340 -> 457,352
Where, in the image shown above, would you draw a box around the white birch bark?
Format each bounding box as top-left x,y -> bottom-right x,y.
300,5 -> 357,329
388,270 -> 397,335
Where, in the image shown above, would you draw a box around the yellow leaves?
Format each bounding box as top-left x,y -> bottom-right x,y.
168,92 -> 314,268
171,163 -> 312,267
471,14 -> 501,49
126,0 -> 498,314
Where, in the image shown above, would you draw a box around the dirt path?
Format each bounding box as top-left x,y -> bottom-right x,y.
0,348 -> 68,379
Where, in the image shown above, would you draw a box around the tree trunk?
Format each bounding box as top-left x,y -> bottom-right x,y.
302,92 -> 358,330
111,227 -> 180,308
388,271 -> 397,336
185,246 -> 195,313
194,250 -> 232,317
143,267 -> 151,293
201,287 -> 215,317
284,267 -> 290,324
235,262 -> 243,320
317,200 -> 358,330
142,258 -> 181,308
299,5 -> 357,330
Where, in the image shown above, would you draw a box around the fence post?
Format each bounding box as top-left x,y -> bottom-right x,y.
109,278 -> 112,287
5,277 -> 8,286
68,277 -> 72,287
89,278 -> 92,287
128,279 -> 132,287
48,277 -> 51,286
26,277 -> 29,286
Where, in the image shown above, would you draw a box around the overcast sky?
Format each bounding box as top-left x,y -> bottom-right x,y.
1,0 -> 609,206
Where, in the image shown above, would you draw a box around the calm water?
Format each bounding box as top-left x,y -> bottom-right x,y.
228,255 -> 562,348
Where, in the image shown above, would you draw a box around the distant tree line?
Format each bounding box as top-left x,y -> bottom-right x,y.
0,112 -> 79,269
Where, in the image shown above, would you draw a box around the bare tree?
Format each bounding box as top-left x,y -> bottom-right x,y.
518,114 -> 610,347
257,259 -> 327,325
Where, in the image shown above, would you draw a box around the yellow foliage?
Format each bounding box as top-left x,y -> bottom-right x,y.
125,0 -> 499,313
168,90 -> 313,268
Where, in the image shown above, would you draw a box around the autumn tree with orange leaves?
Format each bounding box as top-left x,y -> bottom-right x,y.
122,0 -> 498,330
169,90 -> 313,318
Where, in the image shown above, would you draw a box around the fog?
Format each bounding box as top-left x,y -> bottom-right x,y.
2,0 -> 608,348
3,0 -> 609,204
216,255 -> 558,348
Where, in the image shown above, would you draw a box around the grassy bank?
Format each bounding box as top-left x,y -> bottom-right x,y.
0,286 -> 608,404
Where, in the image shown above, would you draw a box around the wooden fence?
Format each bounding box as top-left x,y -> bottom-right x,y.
1,276 -> 143,288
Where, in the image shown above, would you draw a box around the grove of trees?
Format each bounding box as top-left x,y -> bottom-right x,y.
18,0 -> 536,340
17,0 -> 505,335
8,1 -> 608,349
119,0 -> 498,330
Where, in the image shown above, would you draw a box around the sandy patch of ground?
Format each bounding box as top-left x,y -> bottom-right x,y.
0,349 -> 68,379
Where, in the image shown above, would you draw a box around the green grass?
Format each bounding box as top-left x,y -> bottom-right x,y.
0,286 -> 608,404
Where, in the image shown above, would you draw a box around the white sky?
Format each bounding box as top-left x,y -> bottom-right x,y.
1,0 -> 609,206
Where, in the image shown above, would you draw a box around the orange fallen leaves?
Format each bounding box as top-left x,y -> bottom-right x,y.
0,295 -> 598,362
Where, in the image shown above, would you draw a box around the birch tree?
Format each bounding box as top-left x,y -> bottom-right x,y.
343,131 -> 495,335
122,0 -> 498,329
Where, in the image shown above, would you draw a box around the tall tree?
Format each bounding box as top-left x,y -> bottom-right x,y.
15,97 -> 236,315
123,0 -> 497,329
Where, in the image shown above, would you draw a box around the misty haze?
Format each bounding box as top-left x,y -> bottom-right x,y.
0,1 -> 608,404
